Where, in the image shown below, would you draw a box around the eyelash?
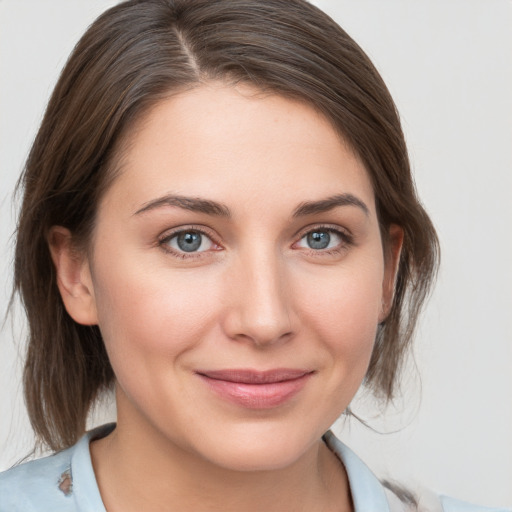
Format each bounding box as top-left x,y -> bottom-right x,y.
157,224 -> 354,259
158,225 -> 222,259
294,224 -> 354,257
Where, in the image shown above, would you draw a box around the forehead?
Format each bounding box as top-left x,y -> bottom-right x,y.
100,82 -> 376,218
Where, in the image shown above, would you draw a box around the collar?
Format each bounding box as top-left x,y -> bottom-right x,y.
71,424 -> 390,512
323,430 -> 391,511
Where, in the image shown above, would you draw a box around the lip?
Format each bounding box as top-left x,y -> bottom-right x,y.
196,368 -> 314,409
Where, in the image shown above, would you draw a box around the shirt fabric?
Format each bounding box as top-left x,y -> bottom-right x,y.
0,424 -> 509,512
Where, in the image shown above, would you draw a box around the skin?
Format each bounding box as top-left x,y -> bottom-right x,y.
50,83 -> 402,512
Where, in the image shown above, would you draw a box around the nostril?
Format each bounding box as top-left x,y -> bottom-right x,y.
250,327 -> 295,348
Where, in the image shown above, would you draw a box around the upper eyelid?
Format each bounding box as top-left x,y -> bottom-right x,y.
158,226 -> 222,254
156,223 -> 352,249
157,227 -> 222,259
158,224 -> 350,238
292,226 -> 354,254
158,225 -> 218,242
294,223 -> 352,240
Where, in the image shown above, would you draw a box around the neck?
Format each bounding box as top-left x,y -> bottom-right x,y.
90,406 -> 352,512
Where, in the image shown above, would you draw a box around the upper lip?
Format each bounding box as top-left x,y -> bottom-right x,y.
196,368 -> 313,384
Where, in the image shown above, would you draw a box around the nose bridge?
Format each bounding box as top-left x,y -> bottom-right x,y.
224,242 -> 293,346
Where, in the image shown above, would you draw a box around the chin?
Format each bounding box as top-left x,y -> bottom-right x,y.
207,445 -> 309,473
190,422 -> 323,473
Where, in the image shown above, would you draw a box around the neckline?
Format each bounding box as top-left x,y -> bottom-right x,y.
70,424 -> 389,512
323,430 -> 390,511
70,423 -> 114,512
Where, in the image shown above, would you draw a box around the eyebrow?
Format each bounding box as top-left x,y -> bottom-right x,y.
292,193 -> 369,217
134,195 -> 231,217
134,192 -> 369,218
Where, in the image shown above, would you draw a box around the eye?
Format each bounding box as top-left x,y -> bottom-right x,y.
295,228 -> 348,251
163,230 -> 215,253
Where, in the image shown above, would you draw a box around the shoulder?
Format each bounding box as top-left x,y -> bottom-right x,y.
0,423 -> 113,512
384,477 -> 512,512
0,446 -> 76,512
323,430 -> 511,512
439,495 -> 512,512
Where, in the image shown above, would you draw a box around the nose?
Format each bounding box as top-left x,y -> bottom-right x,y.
222,248 -> 295,347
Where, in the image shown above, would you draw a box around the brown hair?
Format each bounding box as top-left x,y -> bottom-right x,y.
14,0 -> 439,451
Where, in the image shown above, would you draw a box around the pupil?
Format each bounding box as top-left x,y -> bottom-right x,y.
177,232 -> 202,252
307,231 -> 330,250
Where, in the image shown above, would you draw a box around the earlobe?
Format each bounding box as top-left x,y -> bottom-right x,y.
379,224 -> 404,323
48,226 -> 98,326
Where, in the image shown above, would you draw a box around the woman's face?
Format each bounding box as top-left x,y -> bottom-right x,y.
69,83 -> 399,471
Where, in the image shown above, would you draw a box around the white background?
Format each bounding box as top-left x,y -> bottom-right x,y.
1,0 -> 511,507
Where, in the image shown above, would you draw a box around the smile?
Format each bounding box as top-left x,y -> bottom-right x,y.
196,369 -> 314,409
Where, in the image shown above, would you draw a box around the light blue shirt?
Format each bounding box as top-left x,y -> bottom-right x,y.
0,424 -> 509,511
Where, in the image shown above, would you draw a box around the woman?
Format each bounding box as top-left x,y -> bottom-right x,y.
0,1 -> 509,511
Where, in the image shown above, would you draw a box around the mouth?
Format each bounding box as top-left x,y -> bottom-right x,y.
196,368 -> 314,409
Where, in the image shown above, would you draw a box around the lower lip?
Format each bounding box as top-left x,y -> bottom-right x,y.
198,373 -> 312,409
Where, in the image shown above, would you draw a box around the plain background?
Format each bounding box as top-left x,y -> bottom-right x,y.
0,0 -> 511,507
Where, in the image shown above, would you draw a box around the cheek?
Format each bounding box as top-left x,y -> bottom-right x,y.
91,264 -> 226,420
295,254 -> 384,367
91,254 -> 222,370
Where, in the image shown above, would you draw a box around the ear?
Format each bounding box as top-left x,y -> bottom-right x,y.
48,226 -> 98,325
379,224 -> 404,323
